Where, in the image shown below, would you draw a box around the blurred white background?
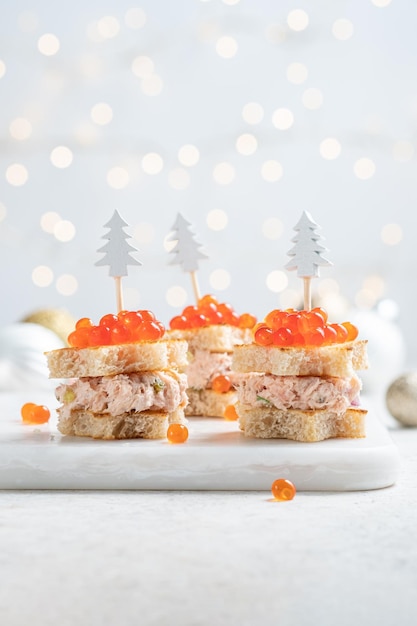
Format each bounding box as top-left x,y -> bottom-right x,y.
0,0 -> 416,374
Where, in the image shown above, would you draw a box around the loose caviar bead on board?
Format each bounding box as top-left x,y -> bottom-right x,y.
271,479 -> 296,501
21,403 -> 37,422
21,403 -> 50,424
224,404 -> 239,421
167,423 -> 189,444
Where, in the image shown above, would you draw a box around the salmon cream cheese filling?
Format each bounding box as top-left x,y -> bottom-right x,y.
186,350 -> 234,390
234,373 -> 361,413
56,370 -> 188,418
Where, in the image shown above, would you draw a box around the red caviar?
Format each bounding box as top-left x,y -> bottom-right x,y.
168,295 -> 257,331
271,479 -> 296,501
254,309 -> 358,348
211,375 -> 232,393
167,423 -> 189,444
68,310 -> 166,348
224,404 -> 239,421
21,403 -> 51,424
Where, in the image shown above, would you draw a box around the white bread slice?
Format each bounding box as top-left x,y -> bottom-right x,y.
168,325 -> 252,353
237,402 -> 367,442
46,339 -> 188,379
57,406 -> 187,440
185,388 -> 237,417
232,340 -> 368,378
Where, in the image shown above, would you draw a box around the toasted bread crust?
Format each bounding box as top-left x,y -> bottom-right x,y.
168,325 -> 252,353
232,340 -> 368,378
185,388 -> 237,417
57,406 -> 187,440
46,339 -> 188,378
237,403 -> 367,442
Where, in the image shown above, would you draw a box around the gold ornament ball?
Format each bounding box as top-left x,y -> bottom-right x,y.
21,308 -> 76,345
386,372 -> 417,426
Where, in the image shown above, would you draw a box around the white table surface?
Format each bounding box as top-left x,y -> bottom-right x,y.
1,396 -> 416,626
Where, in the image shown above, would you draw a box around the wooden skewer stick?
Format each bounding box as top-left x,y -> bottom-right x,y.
114,276 -> 124,313
303,277 -> 312,311
190,270 -> 201,303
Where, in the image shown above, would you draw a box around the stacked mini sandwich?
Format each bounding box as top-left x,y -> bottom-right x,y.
46,310 -> 188,439
168,294 -> 256,418
232,307 -> 368,442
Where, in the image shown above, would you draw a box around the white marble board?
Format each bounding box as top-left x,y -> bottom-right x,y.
0,393 -> 400,491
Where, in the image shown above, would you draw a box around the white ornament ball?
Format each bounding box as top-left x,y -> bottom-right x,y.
386,372 -> 417,426
0,323 -> 64,392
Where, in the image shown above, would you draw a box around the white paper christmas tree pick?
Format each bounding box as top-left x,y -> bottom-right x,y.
95,210 -> 141,312
285,210 -> 332,310
167,212 -> 208,303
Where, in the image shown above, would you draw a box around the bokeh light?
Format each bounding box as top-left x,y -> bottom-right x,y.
206,209 -> 228,231
363,274 -> 385,299
332,19 -> 354,41
213,162 -> 235,185
272,108 -> 294,130
166,285 -> 188,308
215,36 -> 238,58
97,16 -> 120,39
287,9 -> 309,32
6,163 -> 28,186
56,274 -> 78,296
242,102 -> 264,124
9,117 -> 32,140
302,88 -> 324,110
40,211 -> 61,234
168,168 -> 191,190
50,146 -> 73,168
286,62 -> 308,84
53,220 -> 76,242
266,270 -> 288,293
381,223 -> 403,246
91,103 -> 113,125
37,33 -> 60,56
261,160 -> 283,182
235,133 -> 258,155
125,7 -> 147,29
319,138 -> 341,160
32,265 -> 53,287
355,288 -> 378,309
133,222 -> 154,245
261,217 -> 284,239
107,166 -> 130,189
265,23 -> 287,45
209,268 -> 231,290
353,157 -> 376,180
392,140 -> 414,162
142,152 -> 164,175
178,144 -> 200,167
132,56 -> 154,78
140,74 -> 163,96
